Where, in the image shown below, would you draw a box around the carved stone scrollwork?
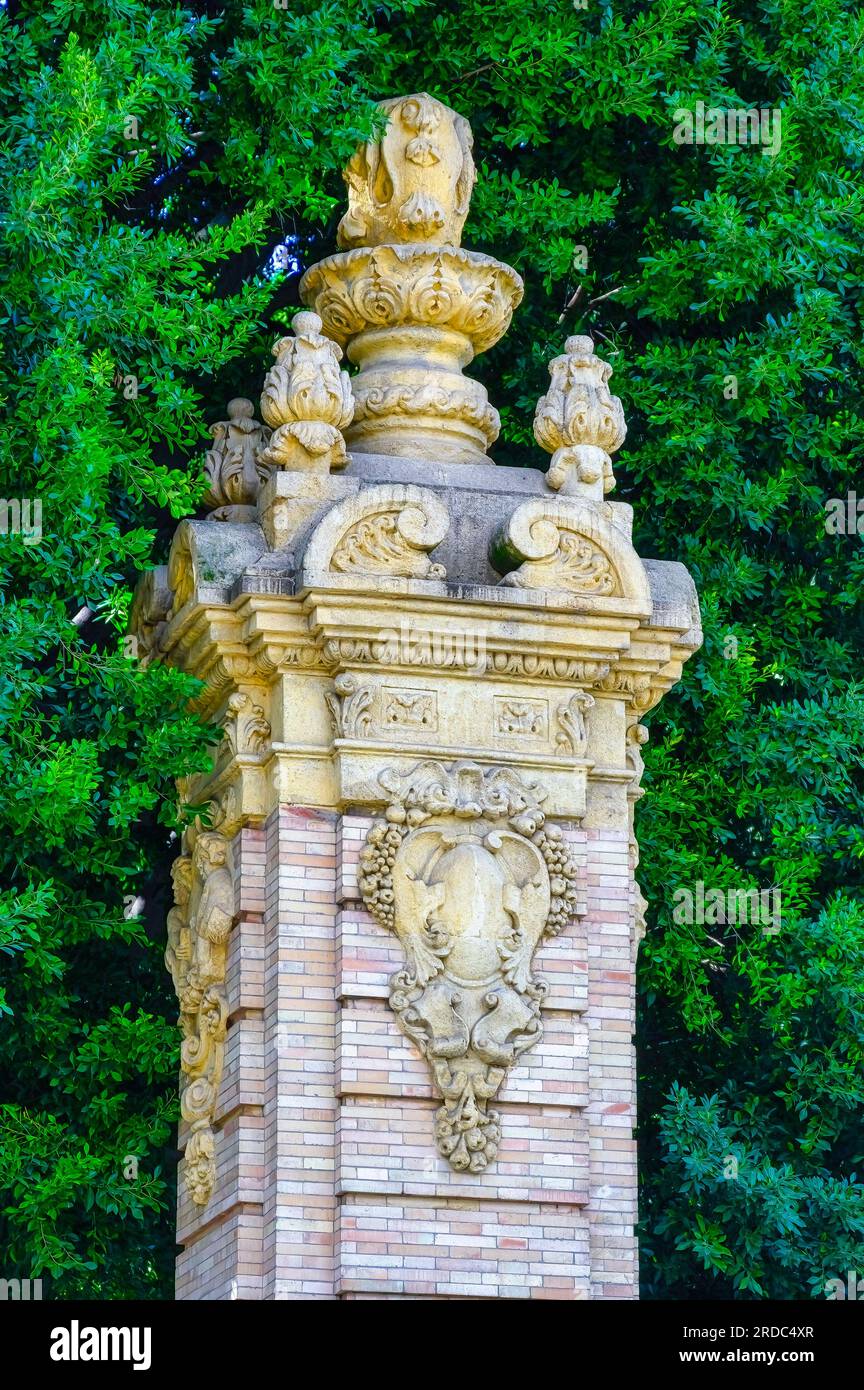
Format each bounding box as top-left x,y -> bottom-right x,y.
496,501 -> 618,596
487,654 -> 610,683
359,761 -> 579,1173
303,484 -> 449,583
325,673 -> 373,739
166,832 -> 235,1207
166,527 -> 196,616
493,498 -> 652,606
222,690 -> 271,757
555,689 -> 595,756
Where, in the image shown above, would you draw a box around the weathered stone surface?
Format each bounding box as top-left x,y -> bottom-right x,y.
134,90 -> 701,1300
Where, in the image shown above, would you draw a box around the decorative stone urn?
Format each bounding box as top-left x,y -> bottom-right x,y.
133,91 -> 701,1301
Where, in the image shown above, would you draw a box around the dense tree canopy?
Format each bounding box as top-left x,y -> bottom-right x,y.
0,0 -> 861,1299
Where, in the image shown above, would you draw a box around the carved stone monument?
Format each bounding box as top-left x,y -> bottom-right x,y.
135,92 -> 701,1300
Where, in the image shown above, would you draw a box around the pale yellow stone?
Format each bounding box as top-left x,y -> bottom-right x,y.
133,92 -> 703,1213
202,398 -> 272,521
534,336 -> 626,498
259,311 -> 354,473
167,830 -> 235,1207
337,93 -> 476,250
359,762 -> 579,1172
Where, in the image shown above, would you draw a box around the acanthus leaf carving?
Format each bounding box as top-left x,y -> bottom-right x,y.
499,515 -> 617,596
555,689 -> 595,756
304,484 -> 449,583
493,498 -> 653,605
301,245 -> 522,357
202,398 -> 273,520
259,311 -> 354,473
534,336 -> 626,498
167,832 -> 235,1207
332,511 -> 446,579
359,761 -> 579,1173
222,689 -> 271,758
325,672 -> 373,739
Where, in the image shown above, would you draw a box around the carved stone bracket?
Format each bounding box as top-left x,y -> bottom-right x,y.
222,690 -> 271,758
165,832 -> 235,1207
325,672 -> 373,739
359,761 -> 579,1173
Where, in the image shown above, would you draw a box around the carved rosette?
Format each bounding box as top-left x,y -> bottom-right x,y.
165,832 -> 235,1207
202,398 -> 273,521
359,761 -> 579,1173
534,336 -> 626,498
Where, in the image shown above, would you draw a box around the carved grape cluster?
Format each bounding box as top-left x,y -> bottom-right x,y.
533,823 -> 580,937
358,814 -> 413,931
435,1103 -> 501,1174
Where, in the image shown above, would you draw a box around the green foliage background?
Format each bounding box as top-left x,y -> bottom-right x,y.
0,0 -> 861,1299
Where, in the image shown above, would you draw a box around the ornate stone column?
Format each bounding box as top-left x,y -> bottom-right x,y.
134,92 -> 701,1301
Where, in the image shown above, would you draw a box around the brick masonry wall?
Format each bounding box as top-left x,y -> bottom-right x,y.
175,808 -> 638,1300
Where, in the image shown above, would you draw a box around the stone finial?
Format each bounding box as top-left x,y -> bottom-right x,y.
300,95 -> 518,465
202,397 -> 272,521
259,311 -> 354,472
337,92 -> 476,249
534,336 -> 627,498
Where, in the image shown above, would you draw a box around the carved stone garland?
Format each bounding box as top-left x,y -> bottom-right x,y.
165,832 -> 235,1206
359,761 -> 579,1173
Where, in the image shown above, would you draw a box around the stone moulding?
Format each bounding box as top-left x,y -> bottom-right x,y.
299,244 -> 523,356
358,760 -> 580,1173
301,483 -> 449,585
299,246 -> 523,463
